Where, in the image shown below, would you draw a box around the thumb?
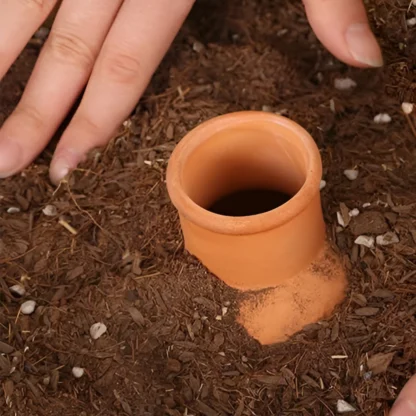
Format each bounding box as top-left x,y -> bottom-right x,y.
390,375 -> 416,416
303,0 -> 383,68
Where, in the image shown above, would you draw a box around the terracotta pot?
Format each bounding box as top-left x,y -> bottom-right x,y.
166,111 -> 347,344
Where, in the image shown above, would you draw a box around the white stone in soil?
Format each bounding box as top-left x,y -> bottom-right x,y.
344,169 -> 359,181
72,367 -> 85,378
334,77 -> 357,90
376,232 -> 399,246
9,284 -> 26,296
7,207 -> 20,214
373,113 -> 392,124
42,205 -> 57,216
336,212 -> 345,227
320,180 -> 327,190
337,399 -> 356,413
349,208 -> 360,217
90,322 -> 107,340
192,41 -> 204,53
354,235 -> 375,249
21,300 -> 36,315
407,17 -> 416,26
402,102 -> 414,114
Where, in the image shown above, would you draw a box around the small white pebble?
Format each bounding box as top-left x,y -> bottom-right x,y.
334,77 -> 357,90
9,284 -> 26,296
349,208 -> 360,217
320,180 -> 327,190
221,307 -> 228,316
42,205 -> 57,216
376,232 -> 399,246
7,207 -> 20,214
344,169 -> 359,181
336,212 -> 345,227
223,300 -> 231,307
72,367 -> 85,378
402,102 -> 414,114
354,235 -> 375,249
337,399 -> 356,413
122,119 -> 132,128
407,17 -> 416,26
143,160 -> 152,166
218,352 -> 225,357
192,41 -> 204,53
374,113 -> 392,124
215,315 -> 222,321
329,99 -> 336,113
362,202 -> 371,208
21,300 -> 36,315
90,322 -> 107,340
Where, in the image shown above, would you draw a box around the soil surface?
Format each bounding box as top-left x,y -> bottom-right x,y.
1,0 -> 416,415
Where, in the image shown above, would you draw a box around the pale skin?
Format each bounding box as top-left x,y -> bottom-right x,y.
0,1 -> 414,412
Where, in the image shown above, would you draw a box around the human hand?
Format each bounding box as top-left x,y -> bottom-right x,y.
303,0 -> 383,68
0,0 -> 195,184
390,375 -> 416,416
0,0 -> 382,184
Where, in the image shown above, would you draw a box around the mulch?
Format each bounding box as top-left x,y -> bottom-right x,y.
1,0 -> 416,415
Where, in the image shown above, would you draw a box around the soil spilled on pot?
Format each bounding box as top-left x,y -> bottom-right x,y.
208,189 -> 292,216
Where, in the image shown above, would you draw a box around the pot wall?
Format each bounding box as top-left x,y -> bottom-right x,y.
179,194 -> 325,290
167,111 -> 326,291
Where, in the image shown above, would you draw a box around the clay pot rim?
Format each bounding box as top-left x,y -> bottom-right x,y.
166,111 -> 322,235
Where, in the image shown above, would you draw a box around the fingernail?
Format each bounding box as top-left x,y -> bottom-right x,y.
391,399 -> 416,416
345,23 -> 383,67
50,148 -> 80,184
0,139 -> 22,178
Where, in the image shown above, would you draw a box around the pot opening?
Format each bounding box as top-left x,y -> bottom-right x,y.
181,125 -> 308,217
208,189 -> 292,217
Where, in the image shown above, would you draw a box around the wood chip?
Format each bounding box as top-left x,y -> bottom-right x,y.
253,375 -> 287,386
355,307 -> 379,316
367,352 -> 395,374
0,341 -> 14,354
128,307 -> 145,326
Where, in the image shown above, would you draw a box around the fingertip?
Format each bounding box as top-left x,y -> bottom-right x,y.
390,376 -> 416,416
49,147 -> 81,184
345,23 -> 383,68
304,0 -> 383,68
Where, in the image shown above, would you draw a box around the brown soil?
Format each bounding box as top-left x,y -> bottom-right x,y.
1,0 -> 416,415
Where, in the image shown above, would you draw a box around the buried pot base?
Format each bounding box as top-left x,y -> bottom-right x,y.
237,243 -> 347,345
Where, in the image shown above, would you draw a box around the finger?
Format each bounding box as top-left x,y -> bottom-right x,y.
0,0 -> 123,178
303,0 -> 383,68
0,0 -> 57,80
390,375 -> 416,416
49,0 -> 195,183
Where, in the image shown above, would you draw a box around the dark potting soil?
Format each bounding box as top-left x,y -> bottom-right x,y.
1,0 -> 416,415
208,189 -> 292,216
